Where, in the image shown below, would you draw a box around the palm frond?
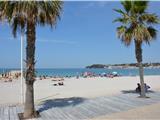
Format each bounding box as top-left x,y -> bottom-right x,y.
147,26 -> 157,40
133,1 -> 148,14
140,13 -> 159,24
117,26 -> 127,38
113,9 -> 125,15
11,15 -> 26,37
121,1 -> 131,13
36,1 -> 63,27
113,17 -> 129,24
11,17 -> 18,37
122,30 -> 132,46
133,24 -> 151,43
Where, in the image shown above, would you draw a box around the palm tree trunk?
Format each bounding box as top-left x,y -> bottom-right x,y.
24,20 -> 36,118
135,41 -> 146,98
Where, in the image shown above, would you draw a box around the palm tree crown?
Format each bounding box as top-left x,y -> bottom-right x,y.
114,1 -> 159,46
0,1 -> 62,37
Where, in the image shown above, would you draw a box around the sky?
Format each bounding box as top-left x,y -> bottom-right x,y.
0,1 -> 160,68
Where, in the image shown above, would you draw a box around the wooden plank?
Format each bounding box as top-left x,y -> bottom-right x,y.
3,106 -> 9,120
112,93 -> 160,107
16,106 -> 23,114
0,107 -> 4,120
67,106 -> 88,119
103,96 -> 131,109
80,104 -> 101,118
73,104 -> 96,119
9,106 -> 15,120
110,96 -> 136,108
88,99 -> 117,114
112,95 -> 146,106
0,91 -> 160,120
48,107 -> 69,120
148,93 -> 160,101
40,109 -> 54,120
96,97 -> 124,112
53,108 -> 70,120
56,107 -> 77,120
12,106 -> 19,120
85,101 -> 111,117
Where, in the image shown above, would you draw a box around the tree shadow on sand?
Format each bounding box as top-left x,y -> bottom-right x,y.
38,97 -> 86,112
121,90 -> 155,94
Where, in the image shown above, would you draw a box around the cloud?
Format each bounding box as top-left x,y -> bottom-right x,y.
0,37 -> 18,41
97,1 -> 109,7
0,37 -> 76,45
84,1 -> 109,8
36,39 -> 77,45
84,2 -> 95,8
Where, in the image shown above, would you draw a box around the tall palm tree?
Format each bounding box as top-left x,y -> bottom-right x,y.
0,1 -> 62,118
114,1 -> 159,97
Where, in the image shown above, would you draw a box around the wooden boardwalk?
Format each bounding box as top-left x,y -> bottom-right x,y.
0,91 -> 160,120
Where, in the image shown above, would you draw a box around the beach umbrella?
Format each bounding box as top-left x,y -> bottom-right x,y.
101,72 -> 106,75
112,71 -> 118,75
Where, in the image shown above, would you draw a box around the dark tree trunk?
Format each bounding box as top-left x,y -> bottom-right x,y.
24,20 -> 36,118
135,40 -> 146,98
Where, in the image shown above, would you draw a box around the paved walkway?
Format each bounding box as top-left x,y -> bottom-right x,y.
0,91 -> 160,120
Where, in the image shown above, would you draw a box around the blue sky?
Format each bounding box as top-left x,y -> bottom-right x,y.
0,1 -> 160,68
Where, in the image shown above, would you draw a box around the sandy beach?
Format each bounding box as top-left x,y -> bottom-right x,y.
0,75 -> 160,105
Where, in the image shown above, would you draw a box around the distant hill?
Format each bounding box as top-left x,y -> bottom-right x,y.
86,63 -> 160,69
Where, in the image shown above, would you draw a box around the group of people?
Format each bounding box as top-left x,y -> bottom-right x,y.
136,83 -> 151,93
81,71 -> 120,78
0,72 -> 22,82
52,78 -> 64,86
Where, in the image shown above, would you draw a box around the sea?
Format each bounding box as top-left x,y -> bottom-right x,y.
0,68 -> 160,77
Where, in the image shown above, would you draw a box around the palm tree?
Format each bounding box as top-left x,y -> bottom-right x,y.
0,1 -> 62,118
114,1 -> 159,97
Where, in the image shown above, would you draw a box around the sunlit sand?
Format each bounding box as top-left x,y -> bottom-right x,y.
0,75 -> 160,105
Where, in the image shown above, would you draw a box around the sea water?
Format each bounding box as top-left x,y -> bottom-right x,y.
0,68 -> 160,77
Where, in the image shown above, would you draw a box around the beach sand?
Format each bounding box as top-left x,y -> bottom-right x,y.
0,75 -> 160,105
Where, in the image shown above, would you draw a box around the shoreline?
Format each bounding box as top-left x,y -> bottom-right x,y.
1,68 -> 160,77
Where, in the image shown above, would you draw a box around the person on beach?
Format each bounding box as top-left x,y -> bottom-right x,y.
2,73 -> 4,77
144,83 -> 150,92
76,75 -> 79,79
136,83 -> 141,93
76,72 -> 79,79
136,83 -> 150,93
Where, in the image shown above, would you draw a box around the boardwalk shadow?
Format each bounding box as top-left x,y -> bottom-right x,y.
121,90 -> 155,94
38,97 -> 86,112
